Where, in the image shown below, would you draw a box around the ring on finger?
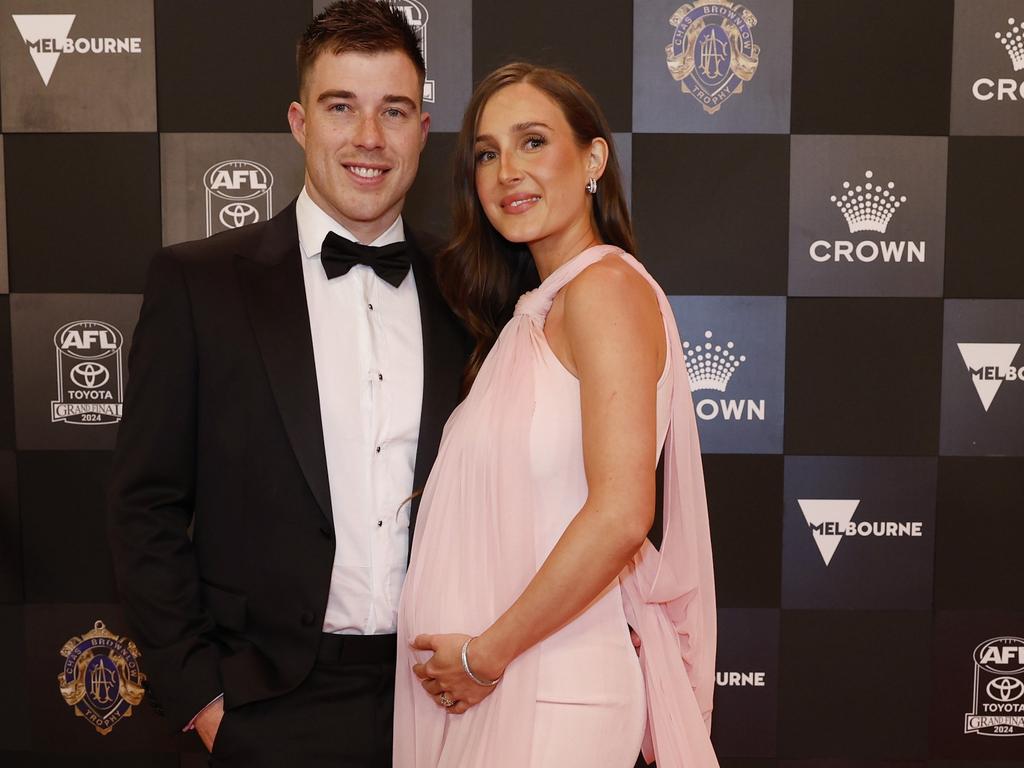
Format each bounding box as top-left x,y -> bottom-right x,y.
439,692 -> 455,708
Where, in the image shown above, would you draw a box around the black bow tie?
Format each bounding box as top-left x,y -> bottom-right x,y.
320,231 -> 411,287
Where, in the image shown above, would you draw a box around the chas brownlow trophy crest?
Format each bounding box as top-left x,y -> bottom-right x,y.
666,1 -> 760,114
57,620 -> 146,735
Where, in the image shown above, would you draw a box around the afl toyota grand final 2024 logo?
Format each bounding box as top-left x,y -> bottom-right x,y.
58,620 -> 146,735
666,1 -> 760,114
965,636 -> 1024,737
51,320 -> 124,425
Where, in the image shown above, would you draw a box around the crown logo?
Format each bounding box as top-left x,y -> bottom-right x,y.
829,170 -> 907,234
996,17 -> 1024,71
683,330 -> 745,392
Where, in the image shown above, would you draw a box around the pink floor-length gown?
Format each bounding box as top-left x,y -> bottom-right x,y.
395,246 -> 719,767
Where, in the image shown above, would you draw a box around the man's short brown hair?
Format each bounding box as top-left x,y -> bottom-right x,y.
297,0 -> 426,99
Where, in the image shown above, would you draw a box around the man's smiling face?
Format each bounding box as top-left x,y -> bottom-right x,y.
289,49 -> 429,242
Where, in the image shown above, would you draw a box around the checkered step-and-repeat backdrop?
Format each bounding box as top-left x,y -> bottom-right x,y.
0,1 -> 1022,766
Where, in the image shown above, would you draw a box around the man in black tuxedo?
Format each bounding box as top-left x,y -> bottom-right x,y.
107,2 -> 467,765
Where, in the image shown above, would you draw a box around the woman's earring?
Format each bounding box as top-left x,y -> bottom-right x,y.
586,178 -> 598,194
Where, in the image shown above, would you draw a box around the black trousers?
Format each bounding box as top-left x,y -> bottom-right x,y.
209,634 -> 396,768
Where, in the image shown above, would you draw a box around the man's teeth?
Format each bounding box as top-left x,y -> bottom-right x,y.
349,166 -> 384,178
509,197 -> 539,208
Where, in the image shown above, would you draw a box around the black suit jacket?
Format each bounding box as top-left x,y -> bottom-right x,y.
107,203 -> 470,729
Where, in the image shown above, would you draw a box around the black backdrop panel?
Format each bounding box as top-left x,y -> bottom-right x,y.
934,457 -> 1024,610
944,136 -> 1024,299
472,0 -> 634,133
791,0 -> 955,136
777,611 -> 932,760
5,134 -> 161,294
154,0 -> 309,132
713,609 -> 780,758
405,131 -> 458,241
1,136 -> 8,293
19,452 -> 117,604
0,450 -> 20,602
705,454 -> 783,608
0,295 -> 13,448
784,298 -> 943,455
633,133 -> 790,295
0,606 -> 29,750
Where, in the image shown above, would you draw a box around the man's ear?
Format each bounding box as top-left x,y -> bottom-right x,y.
287,101 -> 307,151
419,110 -> 431,150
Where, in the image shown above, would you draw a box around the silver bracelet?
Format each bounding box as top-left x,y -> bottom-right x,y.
460,637 -> 501,687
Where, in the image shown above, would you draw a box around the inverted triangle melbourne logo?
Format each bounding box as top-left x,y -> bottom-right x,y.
957,343 -> 1021,412
798,499 -> 860,566
12,14 -> 75,86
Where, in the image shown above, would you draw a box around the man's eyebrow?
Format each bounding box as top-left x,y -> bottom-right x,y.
317,89 -> 356,103
383,94 -> 418,110
315,91 -> 418,110
474,122 -> 552,143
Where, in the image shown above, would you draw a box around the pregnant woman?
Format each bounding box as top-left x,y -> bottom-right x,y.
394,62 -> 719,768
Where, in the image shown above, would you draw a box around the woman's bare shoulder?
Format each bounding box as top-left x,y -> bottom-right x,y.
563,253 -> 660,328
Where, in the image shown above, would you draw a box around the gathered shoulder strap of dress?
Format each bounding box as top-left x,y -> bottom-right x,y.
513,245 -> 625,322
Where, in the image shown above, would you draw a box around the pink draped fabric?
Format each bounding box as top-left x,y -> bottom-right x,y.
395,245 -> 718,767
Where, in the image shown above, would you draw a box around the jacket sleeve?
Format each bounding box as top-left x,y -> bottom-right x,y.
107,249 -> 223,730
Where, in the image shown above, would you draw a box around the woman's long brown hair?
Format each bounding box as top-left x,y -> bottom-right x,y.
437,62 -> 637,393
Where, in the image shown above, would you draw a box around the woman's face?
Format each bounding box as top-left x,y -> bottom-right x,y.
473,83 -> 601,251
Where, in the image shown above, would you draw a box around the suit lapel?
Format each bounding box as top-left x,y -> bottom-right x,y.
235,204 -> 333,522
233,212 -> 466,534
406,228 -> 467,542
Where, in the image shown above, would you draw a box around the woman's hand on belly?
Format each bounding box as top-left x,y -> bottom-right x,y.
411,633 -> 502,715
